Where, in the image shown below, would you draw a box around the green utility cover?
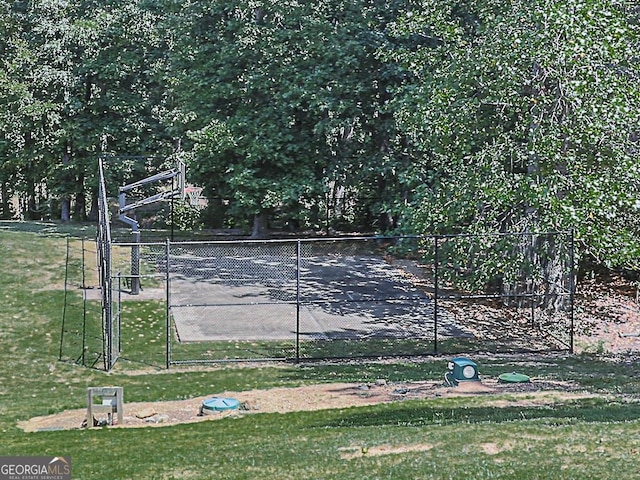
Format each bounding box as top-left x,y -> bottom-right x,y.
498,372 -> 531,383
201,397 -> 241,412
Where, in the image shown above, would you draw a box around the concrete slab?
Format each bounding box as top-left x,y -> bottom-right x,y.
168,254 -> 473,342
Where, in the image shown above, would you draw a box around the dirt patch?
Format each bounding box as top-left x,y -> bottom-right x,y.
574,274 -> 640,354
397,259 -> 640,354
481,442 -> 512,455
19,378 -> 593,432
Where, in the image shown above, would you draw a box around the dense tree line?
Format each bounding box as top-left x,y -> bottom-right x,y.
1,0 -> 639,271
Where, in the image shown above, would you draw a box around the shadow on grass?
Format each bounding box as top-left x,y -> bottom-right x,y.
285,352 -> 640,394
0,220 -> 97,237
318,398 -> 640,429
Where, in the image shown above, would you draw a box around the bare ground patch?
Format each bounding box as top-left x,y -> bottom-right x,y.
20,378 -> 595,433
481,442 -> 513,455
339,443 -> 436,460
574,274 -> 640,354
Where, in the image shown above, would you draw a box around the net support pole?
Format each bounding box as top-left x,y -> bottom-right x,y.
117,272 -> 122,354
59,237 -> 70,362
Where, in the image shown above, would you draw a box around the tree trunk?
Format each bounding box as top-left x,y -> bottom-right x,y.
60,151 -> 71,222
25,175 -> 39,220
251,211 -> 269,239
73,163 -> 86,221
74,190 -> 86,220
536,233 -> 571,312
502,61 -> 543,307
88,189 -> 98,222
0,181 -> 11,219
60,198 -> 71,222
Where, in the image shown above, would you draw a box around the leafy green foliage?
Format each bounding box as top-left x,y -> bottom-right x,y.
1,0 -> 639,271
385,0 -> 640,270
169,0 -> 410,233
0,0 -> 175,220
164,201 -> 204,231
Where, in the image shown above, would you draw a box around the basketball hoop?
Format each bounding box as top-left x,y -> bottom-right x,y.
185,186 -> 204,208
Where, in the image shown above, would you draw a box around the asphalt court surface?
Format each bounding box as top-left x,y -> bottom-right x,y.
168,252 -> 472,342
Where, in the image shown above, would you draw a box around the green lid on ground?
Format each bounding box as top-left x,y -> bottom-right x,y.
201,397 -> 240,412
498,372 -> 531,383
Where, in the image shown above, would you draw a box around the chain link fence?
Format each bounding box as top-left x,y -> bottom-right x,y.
431,232 -> 575,353
130,232 -> 574,366
97,157 -> 122,369
65,231 -> 574,369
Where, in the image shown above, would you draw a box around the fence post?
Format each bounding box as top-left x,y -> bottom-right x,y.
81,238 -> 88,366
165,238 -> 171,368
433,235 -> 439,354
569,229 -> 575,353
131,230 -> 141,295
530,232 -> 535,328
296,239 -> 301,362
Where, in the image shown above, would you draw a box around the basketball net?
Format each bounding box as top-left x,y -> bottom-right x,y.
185,186 -> 204,208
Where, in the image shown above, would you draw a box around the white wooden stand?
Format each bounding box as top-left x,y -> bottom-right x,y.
87,387 -> 124,426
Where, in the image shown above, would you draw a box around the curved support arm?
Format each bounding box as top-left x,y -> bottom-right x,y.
118,193 -> 140,232
116,159 -> 185,232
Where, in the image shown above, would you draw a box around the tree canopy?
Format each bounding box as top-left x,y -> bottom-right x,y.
0,0 -> 638,270
168,0 -> 410,235
385,0 -> 640,268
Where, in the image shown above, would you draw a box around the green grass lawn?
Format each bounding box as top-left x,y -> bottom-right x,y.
1,221 -> 639,479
